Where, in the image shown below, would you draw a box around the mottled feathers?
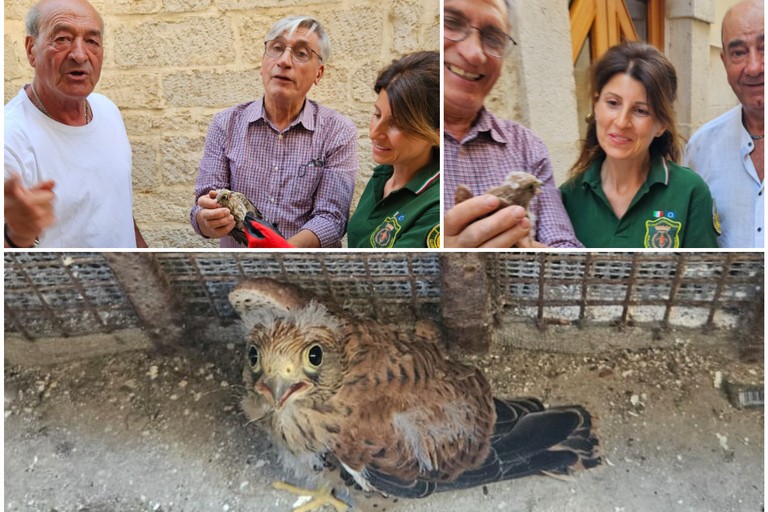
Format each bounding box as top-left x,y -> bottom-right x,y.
215,188 -> 262,246
455,172 -> 543,239
234,279 -> 600,502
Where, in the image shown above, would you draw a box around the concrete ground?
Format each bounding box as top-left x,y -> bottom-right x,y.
4,336 -> 763,512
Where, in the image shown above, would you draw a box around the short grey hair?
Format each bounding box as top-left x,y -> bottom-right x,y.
25,3 -> 43,37
25,1 -> 105,39
265,15 -> 331,63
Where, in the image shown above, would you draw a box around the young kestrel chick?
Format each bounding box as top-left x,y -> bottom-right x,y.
455,172 -> 543,239
234,279 -> 600,510
215,189 -> 262,246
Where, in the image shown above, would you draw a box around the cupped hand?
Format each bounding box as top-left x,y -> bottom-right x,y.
196,189 -> 235,239
444,194 -> 531,248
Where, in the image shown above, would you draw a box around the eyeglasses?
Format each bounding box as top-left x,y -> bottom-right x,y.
264,39 -> 323,63
443,13 -> 517,59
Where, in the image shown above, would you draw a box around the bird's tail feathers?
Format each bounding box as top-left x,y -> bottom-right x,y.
490,399 -> 601,480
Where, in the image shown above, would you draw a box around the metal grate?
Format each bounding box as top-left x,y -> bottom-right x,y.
153,253 -> 443,325
4,252 -> 763,343
4,253 -> 444,340
4,253 -> 142,339
491,253 -> 763,330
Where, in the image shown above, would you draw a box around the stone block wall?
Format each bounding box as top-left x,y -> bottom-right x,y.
4,0 -> 439,247
705,0 -> 741,122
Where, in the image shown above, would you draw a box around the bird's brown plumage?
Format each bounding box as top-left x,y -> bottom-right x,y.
454,171 -> 543,211
215,188 -> 262,245
455,172 -> 543,240
236,279 -> 600,501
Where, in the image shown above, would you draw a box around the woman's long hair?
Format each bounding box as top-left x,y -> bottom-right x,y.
374,51 -> 440,148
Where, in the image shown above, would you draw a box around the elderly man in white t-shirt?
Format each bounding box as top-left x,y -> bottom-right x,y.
4,0 -> 146,248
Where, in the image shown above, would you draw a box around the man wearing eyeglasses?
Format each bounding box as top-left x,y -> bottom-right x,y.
191,15 -> 358,248
443,0 -> 581,248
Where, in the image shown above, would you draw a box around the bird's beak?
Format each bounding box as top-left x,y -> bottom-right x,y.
262,372 -> 307,408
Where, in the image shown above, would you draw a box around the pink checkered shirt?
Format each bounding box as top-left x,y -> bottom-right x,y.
191,98 -> 358,248
444,108 -> 583,248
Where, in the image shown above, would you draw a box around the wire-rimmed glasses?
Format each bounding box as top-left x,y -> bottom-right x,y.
443,13 -> 517,59
264,39 -> 323,64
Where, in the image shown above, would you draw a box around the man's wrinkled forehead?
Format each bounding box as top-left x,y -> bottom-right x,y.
37,0 -> 104,32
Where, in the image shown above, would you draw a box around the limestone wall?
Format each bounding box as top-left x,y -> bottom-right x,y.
706,0 -> 742,122
4,0 -> 439,247
4,0 -> 745,247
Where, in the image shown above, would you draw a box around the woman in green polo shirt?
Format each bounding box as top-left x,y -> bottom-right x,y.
347,51 -> 440,249
560,42 -> 719,248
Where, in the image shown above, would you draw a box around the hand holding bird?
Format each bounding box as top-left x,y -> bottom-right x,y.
455,172 -> 543,241
214,189 -> 262,246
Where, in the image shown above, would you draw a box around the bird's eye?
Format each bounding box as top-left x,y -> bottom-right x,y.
305,344 -> 323,368
247,344 -> 260,370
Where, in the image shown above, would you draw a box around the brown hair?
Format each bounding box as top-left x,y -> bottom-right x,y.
374,51 -> 440,147
569,41 -> 681,177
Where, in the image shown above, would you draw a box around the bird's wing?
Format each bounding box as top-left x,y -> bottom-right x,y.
438,398 -> 600,487
359,396 -> 600,498
228,228 -> 249,246
229,278 -> 315,329
211,192 -> 254,246
328,321 -> 497,496
327,321 -> 600,498
232,191 -> 262,218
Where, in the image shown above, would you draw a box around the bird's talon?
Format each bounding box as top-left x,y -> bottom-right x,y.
272,481 -> 349,512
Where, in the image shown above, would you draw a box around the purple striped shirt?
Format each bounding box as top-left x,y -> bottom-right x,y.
191,98 -> 358,247
444,108 -> 583,248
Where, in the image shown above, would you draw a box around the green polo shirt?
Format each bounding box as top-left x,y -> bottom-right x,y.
347,160 -> 440,248
560,156 -> 719,248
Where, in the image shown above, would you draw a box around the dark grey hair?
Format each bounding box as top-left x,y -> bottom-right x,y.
265,15 -> 331,62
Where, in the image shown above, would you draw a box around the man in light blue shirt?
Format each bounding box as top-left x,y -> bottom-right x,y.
684,0 -> 764,248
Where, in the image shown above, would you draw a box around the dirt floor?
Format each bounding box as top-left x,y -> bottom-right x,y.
4,334 -> 764,512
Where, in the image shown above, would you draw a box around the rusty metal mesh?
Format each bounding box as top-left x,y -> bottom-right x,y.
4,252 -> 763,341
492,253 -> 763,329
4,253 -> 442,339
152,253 -> 443,325
4,253 -> 141,338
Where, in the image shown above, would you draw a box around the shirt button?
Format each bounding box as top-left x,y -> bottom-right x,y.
278,134 -> 284,140
759,191 -> 763,196
758,227 -> 763,233
270,197 -> 276,203
273,166 -> 278,172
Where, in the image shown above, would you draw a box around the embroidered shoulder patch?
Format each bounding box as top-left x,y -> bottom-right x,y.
426,225 -> 440,248
644,217 -> 682,248
370,216 -> 401,248
712,199 -> 722,236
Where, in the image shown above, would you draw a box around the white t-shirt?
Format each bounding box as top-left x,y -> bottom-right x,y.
684,105 -> 764,249
4,87 -> 137,248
